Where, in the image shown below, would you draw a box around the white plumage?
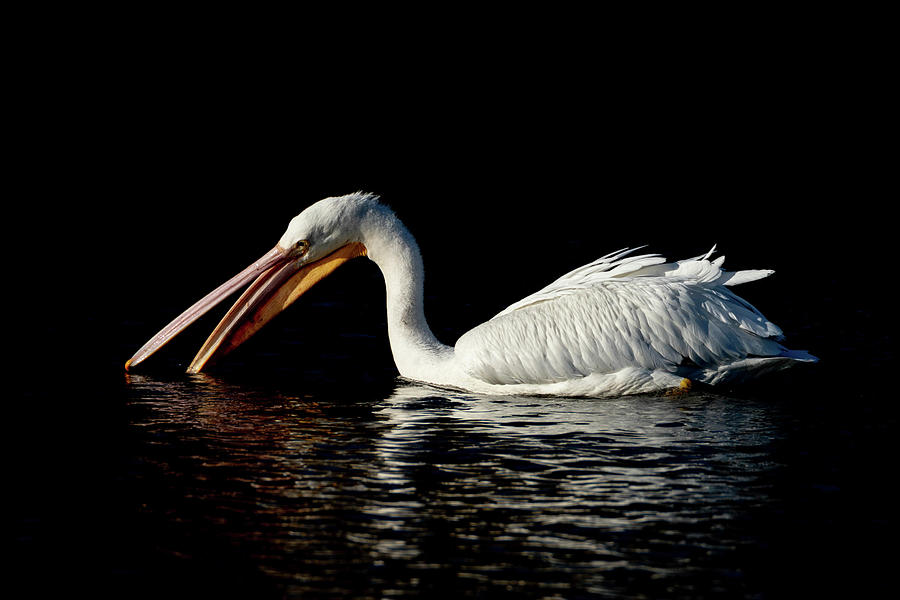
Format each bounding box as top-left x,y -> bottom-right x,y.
455,245 -> 808,394
127,192 -> 817,397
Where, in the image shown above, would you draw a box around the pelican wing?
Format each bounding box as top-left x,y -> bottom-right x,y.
455,247 -> 785,385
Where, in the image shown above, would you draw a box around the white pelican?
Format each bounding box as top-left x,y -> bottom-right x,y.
126,192 -> 816,396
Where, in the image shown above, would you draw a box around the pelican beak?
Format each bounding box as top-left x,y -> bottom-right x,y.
125,242 -> 367,373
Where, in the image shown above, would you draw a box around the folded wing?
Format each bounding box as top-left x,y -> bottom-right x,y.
455,246 -> 789,385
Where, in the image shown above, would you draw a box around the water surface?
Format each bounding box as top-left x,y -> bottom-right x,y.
98,372 -> 855,599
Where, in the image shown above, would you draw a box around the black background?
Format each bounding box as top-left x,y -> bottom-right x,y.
17,21 -> 889,388
18,19 -> 890,343
10,8 -> 896,597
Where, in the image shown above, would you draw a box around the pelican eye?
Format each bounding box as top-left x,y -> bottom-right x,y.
293,239 -> 310,255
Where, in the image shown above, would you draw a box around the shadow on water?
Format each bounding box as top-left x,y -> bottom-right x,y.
107,373 -> 840,599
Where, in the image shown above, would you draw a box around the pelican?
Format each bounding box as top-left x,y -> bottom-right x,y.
126,192 -> 816,396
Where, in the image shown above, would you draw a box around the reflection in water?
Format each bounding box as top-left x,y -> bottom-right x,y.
124,374 -> 790,598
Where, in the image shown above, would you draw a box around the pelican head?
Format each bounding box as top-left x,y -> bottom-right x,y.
126,193 -> 378,372
278,194 -> 372,261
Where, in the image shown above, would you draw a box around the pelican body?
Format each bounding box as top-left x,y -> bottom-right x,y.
126,193 -> 816,396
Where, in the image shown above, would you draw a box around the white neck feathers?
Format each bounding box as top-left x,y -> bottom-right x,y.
358,206 -> 454,382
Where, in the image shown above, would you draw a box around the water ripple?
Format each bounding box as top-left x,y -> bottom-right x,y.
120,374 -> 794,598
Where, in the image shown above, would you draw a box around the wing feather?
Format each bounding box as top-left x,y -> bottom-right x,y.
455,246 -> 786,386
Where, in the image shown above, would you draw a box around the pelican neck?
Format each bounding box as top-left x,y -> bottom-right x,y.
360,211 -> 454,381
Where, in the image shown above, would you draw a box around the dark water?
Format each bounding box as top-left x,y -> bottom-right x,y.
14,351 -> 895,599
125,377 -> 782,597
